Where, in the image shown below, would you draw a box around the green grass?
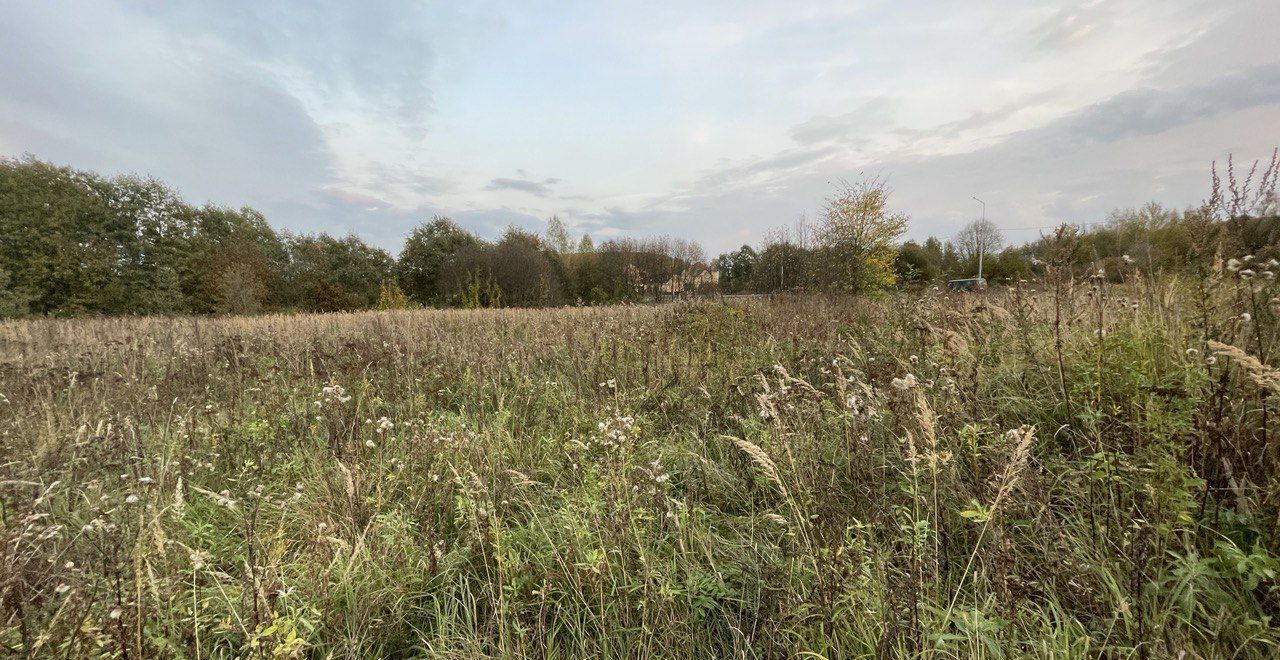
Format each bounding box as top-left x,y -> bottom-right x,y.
3,277 -> 1280,658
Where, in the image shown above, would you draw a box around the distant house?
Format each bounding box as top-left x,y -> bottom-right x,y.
658,263 -> 719,297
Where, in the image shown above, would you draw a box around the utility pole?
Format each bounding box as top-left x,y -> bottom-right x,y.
971,196 -> 986,281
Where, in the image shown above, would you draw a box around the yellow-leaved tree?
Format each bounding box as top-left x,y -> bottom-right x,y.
815,177 -> 908,293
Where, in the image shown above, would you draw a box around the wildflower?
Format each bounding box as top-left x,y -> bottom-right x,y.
365,439 -> 376,448
317,522 -> 328,532
1206,356 -> 1218,365
890,374 -> 918,391
1227,258 -> 1243,272
124,494 -> 139,504
109,608 -> 122,620
319,383 -> 352,405
138,476 -> 154,484
1186,348 -> 1199,356
908,354 -> 919,364
1265,271 -> 1276,280
55,583 -> 71,594
1240,269 -> 1256,279
376,417 -> 393,434
1241,312 -> 1252,323
1122,254 -> 1134,264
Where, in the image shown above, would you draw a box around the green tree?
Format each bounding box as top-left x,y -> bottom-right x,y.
0,157 -> 119,314
286,233 -> 394,312
183,206 -> 288,313
396,217 -> 480,305
716,245 -> 757,293
142,265 -> 186,315
0,267 -> 34,318
490,228 -> 564,307
894,240 -> 940,285
750,241 -> 807,293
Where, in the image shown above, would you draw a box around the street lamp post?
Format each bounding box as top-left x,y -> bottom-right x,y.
971,196 -> 986,281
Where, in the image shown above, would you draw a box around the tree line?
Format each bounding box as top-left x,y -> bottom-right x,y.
0,157 -> 720,316
717,153 -> 1280,292
3,153 -> 1276,317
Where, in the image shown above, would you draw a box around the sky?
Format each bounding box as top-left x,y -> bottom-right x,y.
2,0 -> 1278,255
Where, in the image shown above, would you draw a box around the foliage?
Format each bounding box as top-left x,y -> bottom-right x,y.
396,216 -> 480,305
813,177 -> 908,292
284,234 -> 394,313
0,157 -> 395,316
544,215 -> 571,253
374,280 -> 412,310
716,245 -> 757,293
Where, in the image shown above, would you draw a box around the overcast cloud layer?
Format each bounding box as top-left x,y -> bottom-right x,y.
2,0 -> 1278,253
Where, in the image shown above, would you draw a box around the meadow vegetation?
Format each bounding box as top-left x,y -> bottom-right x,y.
5,252 -> 1280,657
4,152 -> 1280,657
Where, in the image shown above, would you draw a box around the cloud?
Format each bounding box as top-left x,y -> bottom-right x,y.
1033,1 -> 1114,51
0,2 -> 333,208
485,176 -> 561,197
1017,65 -> 1280,153
119,0 -> 452,133
1,0 -> 1276,259
620,60 -> 1280,252
788,97 -> 898,145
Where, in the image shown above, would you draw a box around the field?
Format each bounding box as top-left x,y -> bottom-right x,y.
3,276 -> 1280,658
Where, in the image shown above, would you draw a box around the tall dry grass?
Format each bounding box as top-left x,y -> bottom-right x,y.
3,265 -> 1280,658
